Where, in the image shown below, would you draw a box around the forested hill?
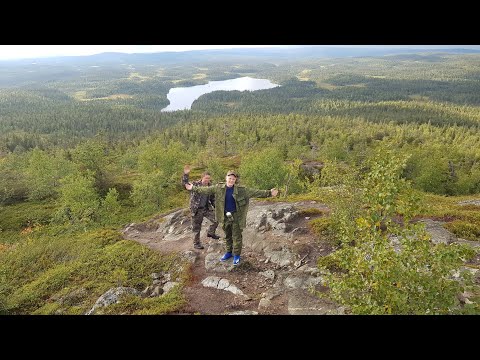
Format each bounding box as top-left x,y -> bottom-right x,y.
2,49 -> 480,152
1,47 -> 480,315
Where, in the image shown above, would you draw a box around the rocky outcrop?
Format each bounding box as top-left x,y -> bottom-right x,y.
122,199 -> 480,315
201,276 -> 249,298
457,199 -> 480,206
86,287 -> 141,315
86,271 -> 180,314
420,219 -> 456,244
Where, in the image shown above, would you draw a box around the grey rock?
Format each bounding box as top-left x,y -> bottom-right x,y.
227,310 -> 258,315
264,248 -> 294,267
86,287 -> 140,315
455,238 -> 480,248
259,270 -> 275,280
141,285 -> 152,297
163,281 -> 179,294
205,253 -> 232,272
261,287 -> 283,300
288,290 -> 345,315
421,219 -> 456,245
302,276 -> 324,290
151,272 -> 162,280
457,199 -> 480,206
181,250 -> 198,264
217,278 -> 230,290
150,285 -> 164,297
225,284 -> 246,297
298,265 -> 320,276
284,275 -> 305,289
258,298 -> 272,310
201,276 -> 221,288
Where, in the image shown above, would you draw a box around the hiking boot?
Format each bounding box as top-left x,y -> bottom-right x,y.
193,243 -> 204,250
220,252 -> 232,261
233,255 -> 240,266
207,233 -> 220,240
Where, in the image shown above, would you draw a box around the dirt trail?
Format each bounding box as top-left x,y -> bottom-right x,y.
123,201 -> 480,314
123,201 -> 339,315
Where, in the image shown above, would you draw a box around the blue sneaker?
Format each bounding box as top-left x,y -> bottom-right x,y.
233,255 -> 240,266
220,252 -> 232,261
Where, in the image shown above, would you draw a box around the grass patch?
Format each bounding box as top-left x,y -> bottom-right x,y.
0,226 -> 186,314
0,200 -> 57,244
99,285 -> 186,315
444,220 -> 480,241
298,208 -> 328,216
419,194 -> 480,240
308,217 -> 336,244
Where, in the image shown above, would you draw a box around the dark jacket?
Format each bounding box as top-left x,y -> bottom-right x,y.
192,183 -> 271,229
182,173 -> 215,214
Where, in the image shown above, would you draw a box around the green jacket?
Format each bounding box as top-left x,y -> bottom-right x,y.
192,183 -> 271,229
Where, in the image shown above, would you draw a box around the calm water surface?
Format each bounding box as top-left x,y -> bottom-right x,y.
161,76 -> 279,112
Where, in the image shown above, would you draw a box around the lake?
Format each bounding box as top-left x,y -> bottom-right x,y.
161,76 -> 279,112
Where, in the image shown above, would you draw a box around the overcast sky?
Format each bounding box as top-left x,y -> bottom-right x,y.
0,45 -> 292,61
1,45 -> 479,61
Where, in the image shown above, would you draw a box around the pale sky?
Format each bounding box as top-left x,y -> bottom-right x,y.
0,45 -> 292,61
1,45 -> 478,61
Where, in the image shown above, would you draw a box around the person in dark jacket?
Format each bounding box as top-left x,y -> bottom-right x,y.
182,165 -> 220,250
185,169 -> 278,265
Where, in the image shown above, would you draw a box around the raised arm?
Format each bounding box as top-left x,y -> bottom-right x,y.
181,165 -> 191,188
246,187 -> 278,198
185,184 -> 216,195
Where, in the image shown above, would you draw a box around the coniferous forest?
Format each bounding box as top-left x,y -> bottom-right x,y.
1,47 -> 480,315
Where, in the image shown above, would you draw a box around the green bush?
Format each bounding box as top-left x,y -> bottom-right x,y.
54,170 -> 100,224
317,149 -> 477,314
0,225 -> 184,314
7,263 -> 78,313
239,148 -> 287,190
98,188 -> 121,225
130,171 -> 166,214
308,217 -> 336,243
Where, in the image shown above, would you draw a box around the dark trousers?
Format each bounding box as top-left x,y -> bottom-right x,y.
192,208 -> 218,244
222,212 -> 243,256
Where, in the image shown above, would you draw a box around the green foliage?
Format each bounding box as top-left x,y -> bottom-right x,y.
0,200 -> 55,232
70,137 -> 109,191
283,159 -> 309,196
317,149 -> 476,314
130,171 -> 166,214
309,160 -> 363,246
0,152 -> 28,204
444,220 -> 480,241
203,157 -> 228,185
87,228 -> 124,247
0,225 -> 183,314
98,188 -> 121,225
137,140 -> 188,182
54,170 -> 99,224
3,51 -> 480,314
7,263 -> 78,313
308,217 -> 336,243
24,148 -> 75,201
112,267 -> 128,287
238,148 -> 287,189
